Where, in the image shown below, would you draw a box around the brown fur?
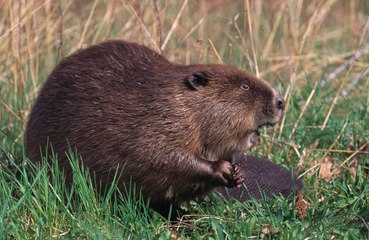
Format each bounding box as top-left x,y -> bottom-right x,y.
25,40 -> 284,215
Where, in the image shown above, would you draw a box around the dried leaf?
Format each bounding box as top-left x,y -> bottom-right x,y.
261,224 -> 280,236
349,158 -> 358,178
296,191 -> 308,219
349,166 -> 357,177
261,227 -> 271,235
331,167 -> 341,178
319,158 -> 333,181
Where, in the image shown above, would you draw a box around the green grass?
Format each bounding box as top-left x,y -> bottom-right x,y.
1,1 -> 369,239
1,123 -> 368,239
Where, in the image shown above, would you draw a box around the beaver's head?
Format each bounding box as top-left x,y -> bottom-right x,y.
184,64 -> 284,160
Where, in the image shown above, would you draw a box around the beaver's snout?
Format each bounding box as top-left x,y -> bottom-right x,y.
274,89 -> 285,111
258,88 -> 284,128
273,89 -> 285,125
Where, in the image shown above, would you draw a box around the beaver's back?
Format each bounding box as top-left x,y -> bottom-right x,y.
26,41 -> 193,182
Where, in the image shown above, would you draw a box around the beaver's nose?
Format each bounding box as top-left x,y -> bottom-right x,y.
276,98 -> 284,110
273,89 -> 285,110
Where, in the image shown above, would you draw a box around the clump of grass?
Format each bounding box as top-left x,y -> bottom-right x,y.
0,148 -> 166,239
1,0 -> 369,238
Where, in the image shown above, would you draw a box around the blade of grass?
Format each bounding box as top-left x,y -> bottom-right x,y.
161,0 -> 189,51
126,3 -> 160,52
291,80 -> 319,137
78,0 -> 99,48
245,0 -> 259,77
338,142 -> 368,168
208,38 -> 223,64
321,65 -> 353,130
261,2 -> 286,59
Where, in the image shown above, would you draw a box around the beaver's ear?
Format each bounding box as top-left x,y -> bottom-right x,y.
186,72 -> 208,90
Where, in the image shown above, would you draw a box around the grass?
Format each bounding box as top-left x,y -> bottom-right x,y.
1,0 -> 369,239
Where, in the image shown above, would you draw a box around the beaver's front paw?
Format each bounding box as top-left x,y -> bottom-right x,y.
212,160 -> 233,186
232,163 -> 245,188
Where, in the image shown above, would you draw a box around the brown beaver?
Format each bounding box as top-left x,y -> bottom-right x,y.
25,40 -> 284,216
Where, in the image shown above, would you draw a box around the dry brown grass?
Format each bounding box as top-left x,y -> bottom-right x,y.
1,0 -> 369,166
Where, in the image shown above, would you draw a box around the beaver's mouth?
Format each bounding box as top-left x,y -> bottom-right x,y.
257,118 -> 279,129
237,116 -> 282,152
259,119 -> 279,131
246,121 -> 278,149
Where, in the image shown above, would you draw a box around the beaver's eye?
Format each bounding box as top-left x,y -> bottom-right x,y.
240,84 -> 250,91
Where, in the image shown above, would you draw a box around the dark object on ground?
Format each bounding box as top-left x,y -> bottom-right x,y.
25,40 -> 285,217
216,155 -> 303,201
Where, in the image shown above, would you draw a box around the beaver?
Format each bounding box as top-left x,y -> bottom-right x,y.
25,40 -> 284,216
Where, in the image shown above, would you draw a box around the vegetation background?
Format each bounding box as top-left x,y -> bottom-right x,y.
0,0 -> 368,239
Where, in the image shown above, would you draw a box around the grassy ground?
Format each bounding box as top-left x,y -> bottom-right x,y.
1,0 -> 369,239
